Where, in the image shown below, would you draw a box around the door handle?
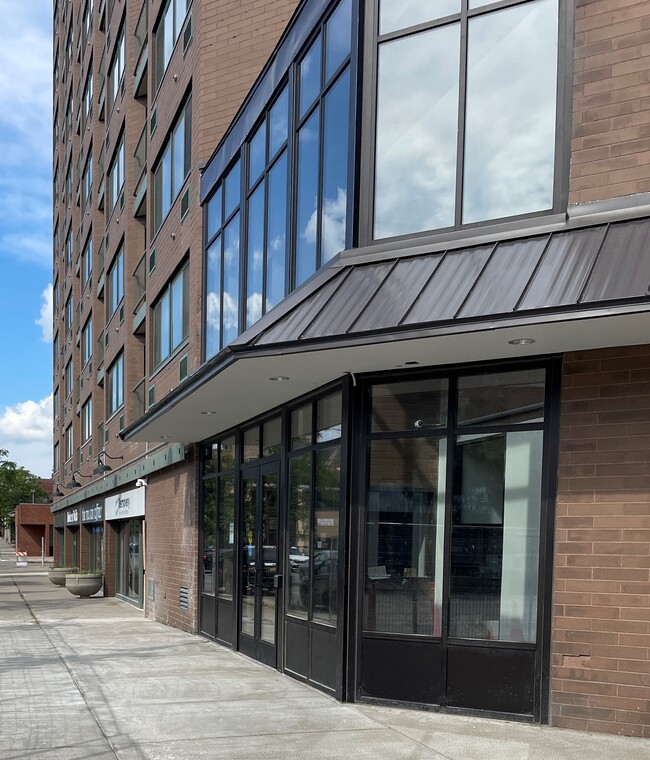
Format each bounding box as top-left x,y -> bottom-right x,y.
274,574 -> 282,589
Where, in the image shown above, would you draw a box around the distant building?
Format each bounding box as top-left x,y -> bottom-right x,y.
52,0 -> 650,737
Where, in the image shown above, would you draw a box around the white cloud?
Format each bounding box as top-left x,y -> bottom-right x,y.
0,394 -> 53,477
35,283 -> 53,343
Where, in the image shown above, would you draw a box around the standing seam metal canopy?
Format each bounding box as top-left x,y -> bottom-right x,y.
253,217 -> 650,346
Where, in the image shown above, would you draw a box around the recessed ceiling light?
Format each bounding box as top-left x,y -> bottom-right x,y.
159,435 -> 170,440
508,338 -> 536,346
269,376 -> 290,381
201,411 -> 217,415
404,361 -> 420,366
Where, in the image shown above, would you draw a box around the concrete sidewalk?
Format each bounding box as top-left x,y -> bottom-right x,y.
1,551 -> 648,759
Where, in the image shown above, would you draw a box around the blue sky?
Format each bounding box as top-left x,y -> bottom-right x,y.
0,2 -> 53,477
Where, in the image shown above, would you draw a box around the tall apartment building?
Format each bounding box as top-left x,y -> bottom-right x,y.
53,0 -> 650,737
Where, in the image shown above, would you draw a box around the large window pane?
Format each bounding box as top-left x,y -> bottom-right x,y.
450,431 -> 542,642
223,215 -> 240,345
457,369 -> 545,426
295,108 -> 320,286
379,0 -> 460,34
224,160 -> 241,220
172,113 -> 185,197
321,68 -> 349,263
207,187 -> 222,242
205,236 -> 221,358
312,446 -> 341,625
288,453 -> 311,619
246,183 -> 265,329
462,0 -> 557,223
364,437 -> 446,636
371,378 -> 448,433
269,87 -> 289,157
171,267 -> 185,348
317,393 -> 342,442
218,475 -> 235,599
375,24 -> 459,238
291,404 -> 312,449
266,152 -> 287,310
202,479 -> 216,595
249,123 -> 265,189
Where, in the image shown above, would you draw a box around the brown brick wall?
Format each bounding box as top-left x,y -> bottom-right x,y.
144,448 -> 199,632
15,504 -> 53,556
552,345 -> 650,737
570,0 -> 650,205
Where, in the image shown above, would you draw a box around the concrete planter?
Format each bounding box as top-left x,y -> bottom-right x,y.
65,573 -> 104,597
48,567 -> 79,586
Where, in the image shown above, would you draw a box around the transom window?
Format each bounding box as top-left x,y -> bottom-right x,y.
373,0 -> 559,240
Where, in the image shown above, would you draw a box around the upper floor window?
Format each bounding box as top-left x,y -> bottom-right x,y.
204,0 -> 353,360
65,292 -> 73,335
152,263 -> 189,368
82,235 -> 93,287
53,279 -> 60,315
53,332 -> 60,370
82,0 -> 93,46
109,24 -> 126,111
108,244 -> 124,317
82,150 -> 93,210
108,134 -> 125,212
65,359 -> 73,398
65,162 -> 72,206
153,95 -> 191,233
53,441 -> 60,474
82,67 -> 93,129
65,226 -> 73,269
65,424 -> 73,461
154,0 -> 188,89
53,387 -> 60,422
107,352 -> 124,416
82,397 -> 93,443
82,316 -> 93,366
373,0 -> 559,240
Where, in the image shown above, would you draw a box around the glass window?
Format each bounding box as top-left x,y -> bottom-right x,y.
288,452 -> 311,619
108,135 -> 125,212
462,0 -> 558,223
222,214 -> 240,346
312,446 -> 341,625
269,87 -> 289,158
153,96 -> 192,232
291,404 -> 312,449
220,436 -> 237,470
152,263 -> 189,367
82,317 -> 93,366
108,245 -> 124,317
82,397 -> 92,443
457,369 -> 545,426
243,426 -> 260,463
364,436 -> 446,636
224,160 -> 241,220
325,0 -> 352,80
65,359 -> 73,397
316,393 -> 342,442
217,475 -> 235,599
65,424 -> 73,461
450,431 -> 543,642
248,123 -> 265,188
65,293 -> 73,334
371,378 -> 448,432
262,417 -> 281,457
374,0 -> 559,239
202,479 -> 216,595
110,26 -> 125,110
107,353 -> 124,415
266,152 -> 288,311
206,187 -> 222,243
82,235 -> 92,286
205,235 -> 222,358
155,0 -> 188,87
295,108 -> 320,285
53,442 -> 60,473
299,35 -> 322,118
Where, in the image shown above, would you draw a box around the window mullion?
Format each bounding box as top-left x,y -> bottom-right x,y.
454,3 -> 469,229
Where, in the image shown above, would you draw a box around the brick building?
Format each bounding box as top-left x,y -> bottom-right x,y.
52,0 -> 650,737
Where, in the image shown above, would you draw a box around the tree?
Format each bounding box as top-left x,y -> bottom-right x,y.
0,449 -> 48,530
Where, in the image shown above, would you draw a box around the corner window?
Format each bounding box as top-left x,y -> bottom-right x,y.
153,95 -> 191,233
152,262 -> 189,367
373,0 -> 559,240
108,245 -> 124,317
154,0 -> 188,89
107,352 -> 124,416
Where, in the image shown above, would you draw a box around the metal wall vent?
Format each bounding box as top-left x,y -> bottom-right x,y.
179,586 -> 189,610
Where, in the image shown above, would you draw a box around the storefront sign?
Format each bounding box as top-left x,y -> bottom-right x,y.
105,487 -> 145,521
81,502 -> 104,523
66,508 -> 79,525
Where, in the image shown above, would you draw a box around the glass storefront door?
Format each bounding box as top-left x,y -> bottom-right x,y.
239,463 -> 280,667
117,519 -> 143,607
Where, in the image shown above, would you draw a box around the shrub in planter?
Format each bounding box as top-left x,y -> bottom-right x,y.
48,566 -> 79,586
65,571 -> 104,598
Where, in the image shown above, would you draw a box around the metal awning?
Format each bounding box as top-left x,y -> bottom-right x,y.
122,217 -> 650,444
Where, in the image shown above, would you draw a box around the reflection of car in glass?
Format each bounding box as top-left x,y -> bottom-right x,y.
202,547 -> 214,571
299,551 -> 338,609
289,545 -> 308,570
243,545 -> 278,590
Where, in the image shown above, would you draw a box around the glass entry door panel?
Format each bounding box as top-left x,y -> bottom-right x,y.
239,464 -> 280,666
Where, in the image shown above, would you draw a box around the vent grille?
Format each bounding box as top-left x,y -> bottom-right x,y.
179,586 -> 189,610
179,354 -> 188,382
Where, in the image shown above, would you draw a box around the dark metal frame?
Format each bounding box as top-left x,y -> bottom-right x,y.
350,355 -> 561,721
